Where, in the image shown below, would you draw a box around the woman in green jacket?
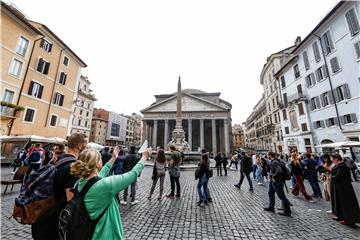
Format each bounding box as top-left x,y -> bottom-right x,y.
70,146 -> 152,239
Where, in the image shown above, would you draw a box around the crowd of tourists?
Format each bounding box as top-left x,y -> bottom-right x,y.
10,132 -> 360,240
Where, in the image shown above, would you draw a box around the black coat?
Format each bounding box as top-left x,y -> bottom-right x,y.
240,156 -> 252,174
331,162 -> 360,224
215,155 -> 222,166
123,153 -> 140,173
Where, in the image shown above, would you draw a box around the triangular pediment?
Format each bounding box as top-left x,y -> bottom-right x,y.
141,93 -> 228,113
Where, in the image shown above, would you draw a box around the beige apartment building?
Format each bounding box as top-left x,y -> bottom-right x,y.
69,75 -> 97,138
232,124 -> 244,149
90,108 -> 109,145
1,3 -> 87,139
0,2 -> 41,135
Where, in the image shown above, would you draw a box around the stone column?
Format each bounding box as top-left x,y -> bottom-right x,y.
212,119 -> 217,154
200,119 -> 204,150
224,119 -> 230,155
164,119 -> 169,149
143,121 -> 148,141
188,119 -> 192,151
152,120 -> 158,148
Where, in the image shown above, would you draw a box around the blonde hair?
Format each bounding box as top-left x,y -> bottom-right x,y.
71,149 -> 101,178
291,153 -> 300,165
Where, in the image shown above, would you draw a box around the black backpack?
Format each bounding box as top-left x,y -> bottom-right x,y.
58,177 -> 109,240
279,161 -> 291,181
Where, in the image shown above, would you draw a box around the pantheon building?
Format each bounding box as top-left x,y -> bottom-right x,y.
141,89 -> 233,155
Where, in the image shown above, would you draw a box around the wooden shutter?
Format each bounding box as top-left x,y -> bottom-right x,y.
315,96 -> 321,109
310,73 -> 316,86
325,119 -> 330,127
37,58 -> 43,72
59,94 -> 64,106
313,122 -> 317,129
38,85 -> 43,99
334,117 -> 339,125
354,42 -> 360,59
44,62 -> 50,75
63,74 -> 67,85
48,44 -> 52,53
315,69 -> 321,81
40,39 -> 44,48
328,91 -> 334,104
330,57 -> 340,73
320,120 -> 325,128
342,84 -> 351,99
53,93 -> 58,104
28,81 -> 34,95
303,51 -> 310,70
346,9 -> 360,36
323,65 -> 328,78
351,113 -> 358,123
320,94 -> 325,107
340,116 -> 345,125
312,42 -> 321,62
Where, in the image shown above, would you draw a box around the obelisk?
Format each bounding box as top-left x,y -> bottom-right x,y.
167,76 -> 190,151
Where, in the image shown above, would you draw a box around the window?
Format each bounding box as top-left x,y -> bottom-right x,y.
310,97 -> 321,111
320,92 -> 330,107
27,81 -> 43,99
298,103 -> 305,115
297,84 -> 303,94
333,84 -> 350,103
330,57 -> 341,73
40,39 -> 52,52
325,117 -> 338,127
302,51 -> 310,70
78,119 -> 81,126
313,120 -> 325,129
280,76 -> 286,88
274,113 -> 278,123
24,108 -> 35,122
85,121 -> 88,127
50,115 -> 57,126
9,58 -> 23,77
354,41 -> 360,59
80,110 -> 83,115
272,98 -> 275,108
321,31 -> 335,55
345,8 -> 360,36
304,138 -> 311,146
86,111 -> 89,117
36,58 -> 50,75
284,126 -> 289,134
301,123 -> 308,132
283,93 -> 288,106
315,66 -> 328,81
341,114 -> 358,124
282,109 -> 287,120
111,123 -> 120,137
63,56 -> 69,66
312,42 -> 321,62
293,64 -> 300,78
1,90 -> 15,115
87,103 -> 90,109
54,92 -> 64,106
16,36 -> 29,56
305,73 -> 316,88
59,72 -> 67,85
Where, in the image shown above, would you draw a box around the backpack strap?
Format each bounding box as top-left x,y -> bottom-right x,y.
78,177 -> 110,222
54,156 -> 76,168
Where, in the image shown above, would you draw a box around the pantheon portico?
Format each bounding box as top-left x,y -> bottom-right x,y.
141,89 -> 233,155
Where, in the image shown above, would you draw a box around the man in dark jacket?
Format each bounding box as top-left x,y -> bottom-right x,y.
302,153 -> 322,198
121,146 -> 140,205
101,146 -> 112,165
264,151 -> 291,216
234,152 -> 253,191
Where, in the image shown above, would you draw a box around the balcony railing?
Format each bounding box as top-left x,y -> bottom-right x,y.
288,92 -> 307,103
0,106 -> 16,118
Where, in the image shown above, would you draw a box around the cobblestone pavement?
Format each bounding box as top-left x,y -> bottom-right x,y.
1,165 -> 360,240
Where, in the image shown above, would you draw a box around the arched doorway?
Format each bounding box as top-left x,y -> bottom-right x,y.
321,139 -> 334,153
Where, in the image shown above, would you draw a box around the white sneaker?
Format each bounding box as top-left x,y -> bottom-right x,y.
11,171 -> 15,174
120,201 -> 127,205
130,200 -> 139,205
326,210 -> 332,214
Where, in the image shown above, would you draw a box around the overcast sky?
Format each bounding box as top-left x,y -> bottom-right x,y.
9,0 -> 339,124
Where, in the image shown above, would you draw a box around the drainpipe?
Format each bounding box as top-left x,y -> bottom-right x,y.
313,34 -> 343,130
44,48 -> 66,127
8,37 -> 44,135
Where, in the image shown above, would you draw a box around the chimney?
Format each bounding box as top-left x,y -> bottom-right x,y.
295,36 -> 302,46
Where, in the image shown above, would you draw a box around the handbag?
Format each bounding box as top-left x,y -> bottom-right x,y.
151,161 -> 157,180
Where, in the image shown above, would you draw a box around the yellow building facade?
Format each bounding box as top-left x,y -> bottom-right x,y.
1,3 -> 87,139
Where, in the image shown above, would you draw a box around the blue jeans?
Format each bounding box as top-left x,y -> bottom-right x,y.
255,166 -> 264,184
197,175 -> 209,202
291,176 -> 296,187
238,172 -> 253,189
268,179 -> 290,212
252,165 -> 257,179
308,174 -> 322,198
